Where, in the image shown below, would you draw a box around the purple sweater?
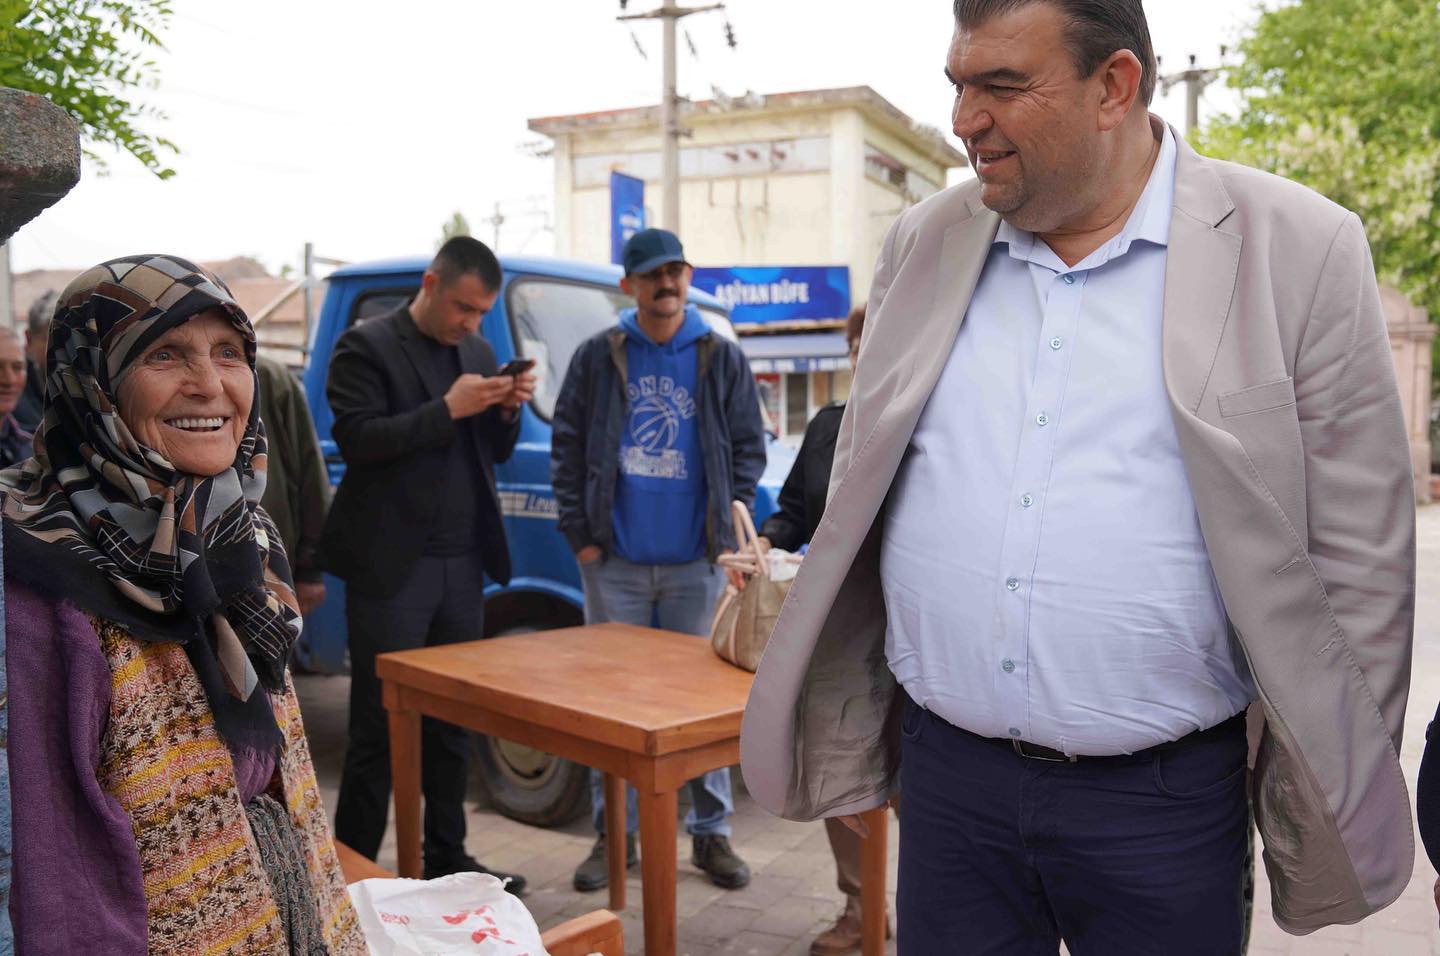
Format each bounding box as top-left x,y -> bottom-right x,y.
5,579 -> 276,954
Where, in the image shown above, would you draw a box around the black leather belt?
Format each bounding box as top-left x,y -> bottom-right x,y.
1010,739 -> 1076,762
967,711 -> 1247,763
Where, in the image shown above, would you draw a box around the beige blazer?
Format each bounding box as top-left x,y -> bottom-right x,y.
740,124 -> 1416,935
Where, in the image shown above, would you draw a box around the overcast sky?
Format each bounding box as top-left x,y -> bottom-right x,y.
11,0 -> 1266,276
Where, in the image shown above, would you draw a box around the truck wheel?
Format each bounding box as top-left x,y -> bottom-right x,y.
472,737 -> 591,828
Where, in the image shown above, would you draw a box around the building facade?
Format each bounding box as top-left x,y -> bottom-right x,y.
528,86 -> 967,441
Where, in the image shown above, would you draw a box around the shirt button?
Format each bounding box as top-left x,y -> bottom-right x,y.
1063,274 -> 1076,284
1020,493 -> 1034,508
1008,727 -> 1023,738
1005,577 -> 1020,591
1050,337 -> 1063,350
1002,659 -> 1016,673
1035,413 -> 1049,427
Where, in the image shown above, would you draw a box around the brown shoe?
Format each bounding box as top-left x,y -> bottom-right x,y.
809,896 -> 890,956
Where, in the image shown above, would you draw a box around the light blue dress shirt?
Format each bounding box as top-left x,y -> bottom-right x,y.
881,126 -> 1255,756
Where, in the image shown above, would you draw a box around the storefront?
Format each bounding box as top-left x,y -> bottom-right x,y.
690,265 -> 852,443
741,333 -> 852,442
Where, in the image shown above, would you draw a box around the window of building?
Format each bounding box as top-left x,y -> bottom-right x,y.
785,373 -> 809,437
573,136 -> 831,188
812,373 -> 834,408
864,143 -> 942,202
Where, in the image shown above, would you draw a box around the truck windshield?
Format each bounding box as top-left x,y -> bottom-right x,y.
507,277 -> 733,420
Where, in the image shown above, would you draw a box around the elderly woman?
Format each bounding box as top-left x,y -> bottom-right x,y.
2,255 -> 366,954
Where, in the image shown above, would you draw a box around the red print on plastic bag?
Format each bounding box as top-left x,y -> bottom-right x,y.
470,925 -> 518,945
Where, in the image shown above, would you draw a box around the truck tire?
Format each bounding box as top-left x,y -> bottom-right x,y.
472,736 -> 590,828
470,600 -> 590,828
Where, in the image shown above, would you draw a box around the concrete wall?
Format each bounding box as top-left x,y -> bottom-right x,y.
547,99 -> 960,306
567,170 -> 833,269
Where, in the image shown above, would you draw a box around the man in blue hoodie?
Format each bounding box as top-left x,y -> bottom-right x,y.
552,228 -> 766,893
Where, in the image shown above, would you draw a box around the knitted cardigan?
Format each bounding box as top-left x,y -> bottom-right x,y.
6,578 -> 366,954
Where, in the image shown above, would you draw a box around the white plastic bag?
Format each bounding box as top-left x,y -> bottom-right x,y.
348,873 -> 549,955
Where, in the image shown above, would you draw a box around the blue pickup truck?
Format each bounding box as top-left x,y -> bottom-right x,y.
296,253 -> 792,825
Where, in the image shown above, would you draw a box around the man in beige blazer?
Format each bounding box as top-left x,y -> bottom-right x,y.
740,0 -> 1415,952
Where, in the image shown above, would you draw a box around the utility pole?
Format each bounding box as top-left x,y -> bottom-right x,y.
618,2 -> 725,232
302,241 -> 314,333
1159,53 -> 1224,135
484,201 -> 505,251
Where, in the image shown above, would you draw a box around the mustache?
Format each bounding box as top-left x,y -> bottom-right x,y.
655,290 -> 680,299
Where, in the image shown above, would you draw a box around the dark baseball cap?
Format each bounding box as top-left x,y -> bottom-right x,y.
622,228 -> 689,276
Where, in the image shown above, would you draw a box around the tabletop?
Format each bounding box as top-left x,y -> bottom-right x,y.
375,622 -> 755,756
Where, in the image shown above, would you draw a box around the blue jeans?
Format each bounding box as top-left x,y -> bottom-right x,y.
580,554 -> 733,837
896,692 -> 1248,955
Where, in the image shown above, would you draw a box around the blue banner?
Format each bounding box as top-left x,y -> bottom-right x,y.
690,266 -> 851,324
610,172 -> 646,265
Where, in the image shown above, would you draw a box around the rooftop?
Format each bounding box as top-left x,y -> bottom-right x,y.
528,85 -> 967,170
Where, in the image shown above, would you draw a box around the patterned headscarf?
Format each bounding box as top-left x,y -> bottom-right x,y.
0,254 -> 302,749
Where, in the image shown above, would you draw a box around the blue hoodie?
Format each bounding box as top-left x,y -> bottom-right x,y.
611,304 -> 710,564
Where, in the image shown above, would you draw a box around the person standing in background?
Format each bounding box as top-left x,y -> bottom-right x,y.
14,290 -> 56,434
255,354 -> 330,617
324,236 -> 534,891
0,329 -> 32,469
551,227 -> 766,893
757,305 -> 880,956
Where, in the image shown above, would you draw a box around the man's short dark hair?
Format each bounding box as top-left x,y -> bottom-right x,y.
953,0 -> 1157,105
27,289 -> 58,335
430,236 -> 502,293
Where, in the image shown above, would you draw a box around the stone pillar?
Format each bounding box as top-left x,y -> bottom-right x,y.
0,89 -> 81,243
1381,286 -> 1435,504
0,86 -> 80,956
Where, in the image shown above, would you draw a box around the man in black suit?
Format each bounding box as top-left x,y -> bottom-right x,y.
324,236 -> 535,890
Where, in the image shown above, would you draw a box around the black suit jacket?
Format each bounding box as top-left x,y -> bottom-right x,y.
320,307 -> 519,598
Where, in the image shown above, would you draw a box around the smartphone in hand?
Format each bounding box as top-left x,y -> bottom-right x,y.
496,358 -> 536,377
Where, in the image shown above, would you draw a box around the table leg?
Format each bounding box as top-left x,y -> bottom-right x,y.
860,806 -> 889,956
636,787 -> 679,956
388,702 -> 422,879
604,772 -> 627,911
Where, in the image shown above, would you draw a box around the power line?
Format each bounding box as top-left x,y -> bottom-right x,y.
1159,50 -> 1227,134
617,2 -> 728,231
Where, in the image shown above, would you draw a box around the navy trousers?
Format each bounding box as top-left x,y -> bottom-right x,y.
334,552 -> 485,865
896,694 -> 1248,955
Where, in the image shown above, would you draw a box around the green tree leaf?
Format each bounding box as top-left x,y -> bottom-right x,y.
439,210 -> 471,248
1197,0 -> 1440,350
0,0 -> 177,177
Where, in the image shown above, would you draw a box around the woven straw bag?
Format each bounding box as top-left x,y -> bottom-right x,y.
710,501 -> 800,671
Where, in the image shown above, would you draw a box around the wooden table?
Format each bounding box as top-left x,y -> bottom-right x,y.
378,623 -> 888,956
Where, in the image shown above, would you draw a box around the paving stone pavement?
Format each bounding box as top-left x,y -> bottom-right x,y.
296,505 -> 1440,955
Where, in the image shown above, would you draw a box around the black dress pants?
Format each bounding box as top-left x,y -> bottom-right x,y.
333,551 -> 485,864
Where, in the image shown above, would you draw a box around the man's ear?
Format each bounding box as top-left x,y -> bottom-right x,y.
619,275 -> 635,297
1096,49 -> 1144,132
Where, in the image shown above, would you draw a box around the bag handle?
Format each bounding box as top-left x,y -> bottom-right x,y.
727,500 -> 768,578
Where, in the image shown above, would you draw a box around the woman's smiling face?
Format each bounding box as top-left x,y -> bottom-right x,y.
116,309 -> 254,476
